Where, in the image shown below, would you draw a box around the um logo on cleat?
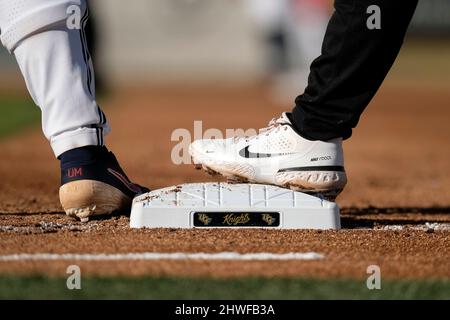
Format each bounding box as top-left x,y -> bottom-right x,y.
67,167 -> 83,178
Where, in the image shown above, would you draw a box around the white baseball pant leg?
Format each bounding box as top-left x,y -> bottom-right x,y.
0,0 -> 109,157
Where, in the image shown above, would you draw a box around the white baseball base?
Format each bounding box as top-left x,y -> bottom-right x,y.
130,183 -> 340,230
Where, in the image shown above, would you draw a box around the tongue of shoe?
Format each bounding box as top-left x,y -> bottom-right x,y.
278,112 -> 292,125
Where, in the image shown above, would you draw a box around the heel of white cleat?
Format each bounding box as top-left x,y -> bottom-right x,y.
277,171 -> 347,201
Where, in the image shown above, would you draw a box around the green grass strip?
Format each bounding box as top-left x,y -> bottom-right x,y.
0,97 -> 40,138
0,276 -> 449,300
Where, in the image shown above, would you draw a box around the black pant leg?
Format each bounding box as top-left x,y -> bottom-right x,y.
291,0 -> 418,140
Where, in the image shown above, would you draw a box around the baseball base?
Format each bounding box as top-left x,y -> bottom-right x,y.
130,183 -> 340,230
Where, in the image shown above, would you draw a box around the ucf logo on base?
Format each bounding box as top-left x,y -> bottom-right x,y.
193,212 -> 280,228
261,214 -> 277,226
197,214 -> 212,226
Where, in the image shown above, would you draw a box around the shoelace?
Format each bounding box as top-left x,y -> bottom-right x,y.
233,115 -> 288,143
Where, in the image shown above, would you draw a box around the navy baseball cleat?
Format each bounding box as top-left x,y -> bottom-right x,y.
59,146 -> 149,222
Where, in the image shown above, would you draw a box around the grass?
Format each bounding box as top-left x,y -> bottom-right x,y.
0,96 -> 40,138
0,276 -> 449,300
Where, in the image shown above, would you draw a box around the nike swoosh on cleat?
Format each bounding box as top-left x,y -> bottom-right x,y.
239,145 -> 296,158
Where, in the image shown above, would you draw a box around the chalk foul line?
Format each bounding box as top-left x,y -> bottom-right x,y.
0,252 -> 324,262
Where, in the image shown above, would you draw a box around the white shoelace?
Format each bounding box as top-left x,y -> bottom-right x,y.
232,115 -> 288,143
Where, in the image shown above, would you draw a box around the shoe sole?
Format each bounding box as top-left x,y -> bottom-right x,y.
192,156 -> 347,201
59,180 -> 131,222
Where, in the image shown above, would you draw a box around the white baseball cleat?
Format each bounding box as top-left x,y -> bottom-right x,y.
189,113 -> 347,200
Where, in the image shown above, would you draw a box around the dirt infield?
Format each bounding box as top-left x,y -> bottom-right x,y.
0,84 -> 449,279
